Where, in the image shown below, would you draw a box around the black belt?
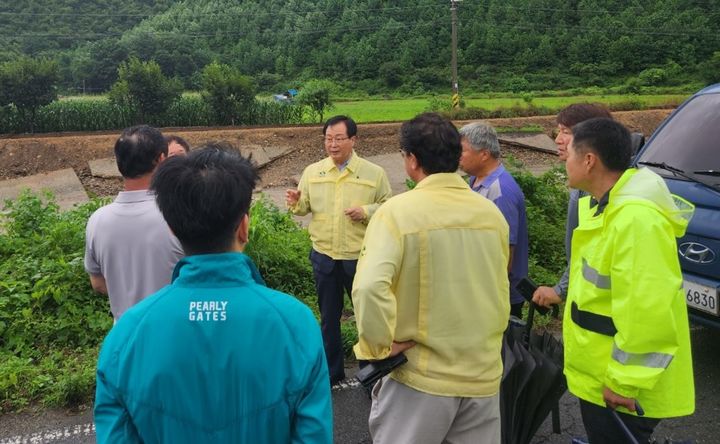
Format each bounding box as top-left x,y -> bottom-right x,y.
571,301 -> 617,336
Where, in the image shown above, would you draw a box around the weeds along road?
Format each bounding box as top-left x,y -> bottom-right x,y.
0,325 -> 718,443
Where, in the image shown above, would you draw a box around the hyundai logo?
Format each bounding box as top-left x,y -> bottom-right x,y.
678,242 -> 716,264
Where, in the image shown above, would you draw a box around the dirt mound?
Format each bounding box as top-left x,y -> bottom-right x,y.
0,110 -> 672,197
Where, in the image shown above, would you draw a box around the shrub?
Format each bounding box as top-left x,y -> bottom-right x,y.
638,68 -> 668,86
698,51 -> 720,84
0,192 -> 320,411
108,57 -> 182,123
503,76 -> 530,93
0,192 -> 111,355
201,62 -> 256,125
620,77 -> 643,94
425,95 -> 452,113
0,104 -> 20,134
0,57 -> 59,133
506,163 -> 568,285
296,79 -> 335,123
245,195 -> 315,300
0,192 -> 110,411
378,61 -> 403,88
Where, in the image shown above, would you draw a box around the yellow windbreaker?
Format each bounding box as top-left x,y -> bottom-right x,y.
352,173 -> 510,397
290,152 -> 391,260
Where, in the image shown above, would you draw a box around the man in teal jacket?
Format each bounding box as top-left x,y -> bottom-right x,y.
94,143 -> 332,443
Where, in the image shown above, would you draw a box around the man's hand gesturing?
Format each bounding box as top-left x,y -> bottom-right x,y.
286,189 -> 301,207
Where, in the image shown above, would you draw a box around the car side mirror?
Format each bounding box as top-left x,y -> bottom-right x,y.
630,132 -> 645,156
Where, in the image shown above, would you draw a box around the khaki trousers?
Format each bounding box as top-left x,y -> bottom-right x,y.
369,377 -> 501,444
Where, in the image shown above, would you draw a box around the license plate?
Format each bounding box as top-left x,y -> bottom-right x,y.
683,280 -> 719,315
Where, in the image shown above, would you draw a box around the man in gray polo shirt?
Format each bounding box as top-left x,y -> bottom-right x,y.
85,125 -> 184,321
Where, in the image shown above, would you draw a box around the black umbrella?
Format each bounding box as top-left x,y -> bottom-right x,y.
500,292 -> 567,444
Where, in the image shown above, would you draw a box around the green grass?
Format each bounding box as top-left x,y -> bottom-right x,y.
496,124 -> 544,133
331,94 -> 688,123
56,92 -> 688,127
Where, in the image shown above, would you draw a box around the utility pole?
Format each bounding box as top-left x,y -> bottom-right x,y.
450,0 -> 462,109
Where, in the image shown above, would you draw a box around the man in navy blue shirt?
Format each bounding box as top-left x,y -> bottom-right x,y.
460,122 -> 529,318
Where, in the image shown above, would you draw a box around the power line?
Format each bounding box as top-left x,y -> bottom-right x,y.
0,4 -> 439,19
0,2 -> 715,19
0,25 -> 433,40
0,18 -> 715,41
485,2 -> 718,15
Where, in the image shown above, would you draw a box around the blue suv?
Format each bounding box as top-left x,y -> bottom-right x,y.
634,83 -> 720,329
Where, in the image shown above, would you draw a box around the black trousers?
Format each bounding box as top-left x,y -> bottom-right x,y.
579,398 -> 660,444
310,249 -> 357,384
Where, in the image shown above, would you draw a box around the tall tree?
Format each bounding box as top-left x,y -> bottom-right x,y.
0,57 -> 58,133
201,62 -> 257,125
108,57 -> 181,123
296,79 -> 335,123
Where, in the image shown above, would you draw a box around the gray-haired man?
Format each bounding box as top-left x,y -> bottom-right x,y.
459,122 -> 529,318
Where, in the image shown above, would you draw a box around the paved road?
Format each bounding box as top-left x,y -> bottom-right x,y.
1,326 -> 717,443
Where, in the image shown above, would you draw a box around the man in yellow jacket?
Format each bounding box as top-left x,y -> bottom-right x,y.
564,117 -> 695,443
287,115 -> 392,386
352,113 -> 510,443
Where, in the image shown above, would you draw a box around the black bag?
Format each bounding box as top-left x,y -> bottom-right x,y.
355,353 -> 408,389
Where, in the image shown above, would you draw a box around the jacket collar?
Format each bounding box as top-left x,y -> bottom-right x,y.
414,173 -> 470,191
171,252 -> 266,287
322,151 -> 360,173
115,190 -> 156,204
469,164 -> 506,192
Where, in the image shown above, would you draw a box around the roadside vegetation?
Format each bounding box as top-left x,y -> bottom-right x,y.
0,87 -> 687,134
0,59 -> 304,134
0,164 -> 567,412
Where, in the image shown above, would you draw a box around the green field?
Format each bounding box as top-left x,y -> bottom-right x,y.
59,93 -> 689,125
331,94 -> 688,123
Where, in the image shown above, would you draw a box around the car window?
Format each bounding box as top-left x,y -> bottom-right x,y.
637,93 -> 720,184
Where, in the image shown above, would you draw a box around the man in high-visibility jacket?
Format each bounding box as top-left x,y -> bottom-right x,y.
563,117 -> 695,443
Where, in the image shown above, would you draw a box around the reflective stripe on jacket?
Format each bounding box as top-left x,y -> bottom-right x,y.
564,167 -> 695,418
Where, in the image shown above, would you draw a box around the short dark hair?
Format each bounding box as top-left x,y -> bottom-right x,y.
400,113 -> 461,174
323,115 -> 357,137
165,135 -> 190,153
114,125 -> 168,179
556,103 -> 612,128
151,142 -> 259,255
572,118 -> 632,172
